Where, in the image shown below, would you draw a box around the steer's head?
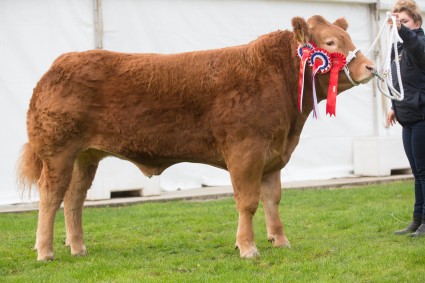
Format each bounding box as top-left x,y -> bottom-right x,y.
292,15 -> 375,92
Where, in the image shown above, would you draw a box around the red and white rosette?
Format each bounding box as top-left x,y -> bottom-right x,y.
326,52 -> 346,116
309,48 -> 331,119
297,42 -> 316,113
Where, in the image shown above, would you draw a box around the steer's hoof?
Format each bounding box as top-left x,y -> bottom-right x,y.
37,252 -> 54,261
275,240 -> 291,248
238,246 -> 260,258
268,235 -> 291,248
71,245 -> 87,257
240,248 -> 260,258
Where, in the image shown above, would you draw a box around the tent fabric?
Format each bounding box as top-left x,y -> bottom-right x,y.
0,0 -> 410,205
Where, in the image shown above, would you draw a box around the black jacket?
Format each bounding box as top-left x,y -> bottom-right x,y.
391,25 -> 425,126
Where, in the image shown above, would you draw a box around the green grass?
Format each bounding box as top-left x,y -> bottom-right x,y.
1,181 -> 424,282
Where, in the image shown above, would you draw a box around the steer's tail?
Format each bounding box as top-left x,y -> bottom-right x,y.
17,143 -> 43,193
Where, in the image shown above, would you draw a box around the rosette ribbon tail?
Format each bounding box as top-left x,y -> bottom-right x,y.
311,60 -> 322,119
309,48 -> 331,119
326,52 -> 346,117
297,45 -> 315,113
326,67 -> 339,116
298,53 -> 309,112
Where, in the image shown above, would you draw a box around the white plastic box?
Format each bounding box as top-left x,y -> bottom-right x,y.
353,137 -> 410,176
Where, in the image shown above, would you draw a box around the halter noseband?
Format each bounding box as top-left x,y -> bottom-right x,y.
343,48 -> 361,86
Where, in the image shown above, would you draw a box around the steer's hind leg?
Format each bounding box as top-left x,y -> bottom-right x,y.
261,171 -> 290,248
35,152 -> 76,261
63,150 -> 103,256
227,146 -> 265,258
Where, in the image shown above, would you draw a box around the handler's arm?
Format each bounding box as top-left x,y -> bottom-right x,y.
398,24 -> 425,63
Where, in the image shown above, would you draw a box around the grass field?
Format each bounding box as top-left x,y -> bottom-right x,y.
1,181 -> 424,282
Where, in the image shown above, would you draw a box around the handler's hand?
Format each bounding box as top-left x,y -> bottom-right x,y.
388,13 -> 402,30
386,109 -> 397,127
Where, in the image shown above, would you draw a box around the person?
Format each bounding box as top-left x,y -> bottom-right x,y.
386,0 -> 425,237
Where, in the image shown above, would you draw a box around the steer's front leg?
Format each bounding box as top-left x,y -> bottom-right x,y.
227,145 -> 265,258
234,195 -> 260,258
260,171 -> 290,248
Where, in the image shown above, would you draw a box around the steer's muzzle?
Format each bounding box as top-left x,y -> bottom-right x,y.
354,61 -> 376,84
366,65 -> 384,82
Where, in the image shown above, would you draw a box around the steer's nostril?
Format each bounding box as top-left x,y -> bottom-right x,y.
366,65 -> 376,72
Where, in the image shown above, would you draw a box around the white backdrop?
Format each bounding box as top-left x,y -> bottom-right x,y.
0,0 -> 414,205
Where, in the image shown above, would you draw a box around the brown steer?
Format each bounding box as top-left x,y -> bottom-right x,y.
18,15 -> 374,261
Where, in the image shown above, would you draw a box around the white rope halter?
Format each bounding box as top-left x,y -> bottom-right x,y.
343,48 -> 361,86
366,12 -> 404,101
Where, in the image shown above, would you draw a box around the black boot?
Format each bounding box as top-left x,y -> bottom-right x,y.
408,219 -> 425,237
394,216 -> 421,235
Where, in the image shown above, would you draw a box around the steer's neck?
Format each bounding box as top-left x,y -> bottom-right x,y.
251,31 -> 332,122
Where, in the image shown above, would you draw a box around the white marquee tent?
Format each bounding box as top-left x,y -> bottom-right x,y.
1,0 -> 421,205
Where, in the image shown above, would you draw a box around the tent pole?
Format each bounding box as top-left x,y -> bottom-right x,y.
94,0 -> 103,49
370,2 -> 380,136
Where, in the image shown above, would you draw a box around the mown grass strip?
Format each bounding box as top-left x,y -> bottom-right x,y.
0,181 -> 424,282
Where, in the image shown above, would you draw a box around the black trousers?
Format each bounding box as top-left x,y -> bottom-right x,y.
402,120 -> 425,219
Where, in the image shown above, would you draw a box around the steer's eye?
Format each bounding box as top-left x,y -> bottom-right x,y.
325,40 -> 335,46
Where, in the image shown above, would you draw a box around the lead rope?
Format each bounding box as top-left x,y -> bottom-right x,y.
367,12 -> 404,101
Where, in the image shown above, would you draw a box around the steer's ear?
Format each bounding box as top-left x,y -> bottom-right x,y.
333,18 -> 349,31
292,17 -> 309,44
